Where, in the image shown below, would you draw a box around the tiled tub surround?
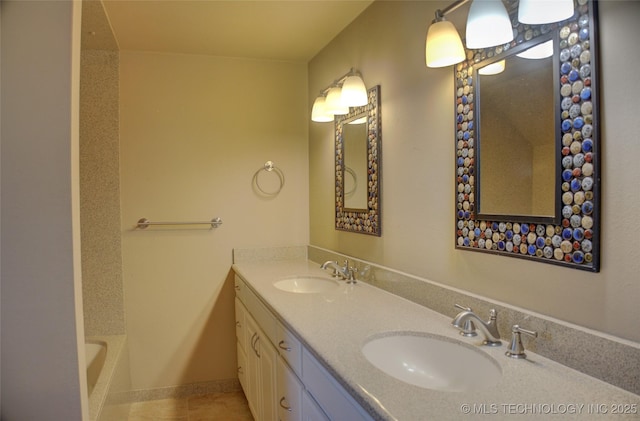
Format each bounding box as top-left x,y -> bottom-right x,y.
232,247 -> 639,420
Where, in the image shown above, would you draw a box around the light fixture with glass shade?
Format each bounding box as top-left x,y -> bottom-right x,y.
518,0 -> 574,24
325,85 -> 349,115
466,0 -> 514,49
311,96 -> 334,122
310,68 -> 368,122
424,0 -> 580,69
341,72 -> 368,107
425,15 -> 465,68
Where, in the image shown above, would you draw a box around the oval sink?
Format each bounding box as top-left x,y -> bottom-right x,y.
362,333 -> 501,392
274,276 -> 340,294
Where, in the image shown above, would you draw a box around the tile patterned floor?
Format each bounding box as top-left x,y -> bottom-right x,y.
127,391 -> 254,421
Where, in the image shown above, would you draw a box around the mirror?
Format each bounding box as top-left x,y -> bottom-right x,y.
343,114 -> 369,210
454,0 -> 600,271
477,47 -> 556,220
335,85 -> 381,236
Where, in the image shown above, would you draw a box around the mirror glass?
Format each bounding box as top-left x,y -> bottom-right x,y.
454,0 -> 600,271
477,45 -> 556,219
335,85 -> 381,236
343,115 -> 369,210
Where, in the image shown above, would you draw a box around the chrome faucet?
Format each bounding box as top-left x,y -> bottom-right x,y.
452,308 -> 502,346
321,260 -> 357,283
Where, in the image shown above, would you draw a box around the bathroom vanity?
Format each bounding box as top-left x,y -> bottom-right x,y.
232,253 -> 639,420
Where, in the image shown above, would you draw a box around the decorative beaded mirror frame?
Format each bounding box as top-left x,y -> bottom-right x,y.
454,0 -> 600,271
335,85 -> 382,236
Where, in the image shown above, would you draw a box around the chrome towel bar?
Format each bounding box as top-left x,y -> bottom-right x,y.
136,217 -> 223,229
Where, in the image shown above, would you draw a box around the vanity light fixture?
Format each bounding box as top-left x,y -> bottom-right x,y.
425,14 -> 466,68
311,96 -> 334,122
465,0 -> 513,49
325,86 -> 349,115
425,0 -> 572,68
311,69 -> 367,122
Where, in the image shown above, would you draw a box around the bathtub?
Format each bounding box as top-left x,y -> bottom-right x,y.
85,335 -> 131,421
86,341 -> 107,397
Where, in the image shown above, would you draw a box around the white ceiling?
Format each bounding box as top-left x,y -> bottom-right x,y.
91,0 -> 374,62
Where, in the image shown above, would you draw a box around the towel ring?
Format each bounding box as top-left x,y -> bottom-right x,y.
344,166 -> 358,197
253,161 -> 285,195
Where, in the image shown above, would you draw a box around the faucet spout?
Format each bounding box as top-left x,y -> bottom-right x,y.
452,309 -> 502,346
320,260 -> 356,283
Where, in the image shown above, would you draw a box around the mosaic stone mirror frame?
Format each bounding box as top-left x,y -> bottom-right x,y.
335,85 -> 381,236
454,0 -> 600,271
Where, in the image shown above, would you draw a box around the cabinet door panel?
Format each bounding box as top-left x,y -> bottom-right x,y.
302,348 -> 373,421
237,343 -> 247,392
235,297 -> 247,351
258,334 -> 278,421
302,391 -> 329,421
276,357 -> 302,421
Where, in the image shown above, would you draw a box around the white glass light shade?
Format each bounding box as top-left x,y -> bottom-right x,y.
341,75 -> 368,107
426,20 -> 465,68
311,96 -> 334,122
465,0 -> 514,49
325,86 -> 348,115
518,0 -> 574,24
516,39 -> 554,59
478,59 -> 505,75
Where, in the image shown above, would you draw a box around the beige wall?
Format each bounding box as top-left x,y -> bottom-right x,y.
119,51 -> 309,391
309,0 -> 640,343
1,1 -> 87,419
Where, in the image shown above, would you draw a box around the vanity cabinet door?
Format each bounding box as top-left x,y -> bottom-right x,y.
258,332 -> 278,421
244,312 -> 278,421
237,343 -> 247,392
276,356 -> 303,421
235,297 -> 247,351
302,391 -> 329,421
302,348 -> 373,421
245,315 -> 261,420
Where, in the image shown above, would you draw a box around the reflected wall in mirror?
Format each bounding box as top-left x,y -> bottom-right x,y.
454,0 -> 600,271
343,115 -> 369,210
477,50 -> 556,218
335,85 -> 381,236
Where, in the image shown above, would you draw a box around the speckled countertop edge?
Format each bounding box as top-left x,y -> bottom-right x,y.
232,258 -> 640,421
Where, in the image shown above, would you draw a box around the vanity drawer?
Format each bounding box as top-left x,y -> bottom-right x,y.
276,321 -> 303,377
236,274 -> 277,346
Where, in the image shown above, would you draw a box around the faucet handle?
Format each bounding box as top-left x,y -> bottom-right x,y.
505,325 -> 538,359
454,303 -> 472,311
346,266 -> 358,284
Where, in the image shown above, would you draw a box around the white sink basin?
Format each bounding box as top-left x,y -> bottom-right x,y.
274,276 -> 340,293
362,332 -> 502,392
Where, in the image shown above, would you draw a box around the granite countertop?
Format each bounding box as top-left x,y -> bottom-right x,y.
232,259 -> 640,420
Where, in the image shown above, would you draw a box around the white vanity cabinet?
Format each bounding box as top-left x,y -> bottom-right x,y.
234,274 -> 373,421
235,292 -> 277,421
